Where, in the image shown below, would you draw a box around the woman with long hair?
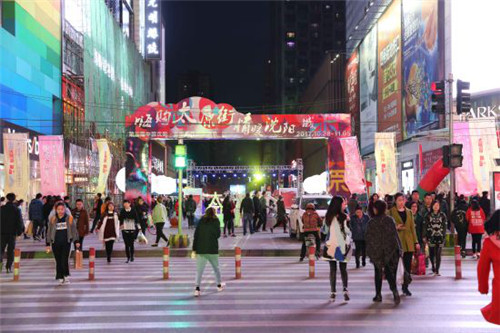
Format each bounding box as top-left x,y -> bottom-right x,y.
46,202 -> 79,285
323,196 -> 352,302
424,200 -> 447,275
96,202 -> 120,263
388,192 -> 419,296
467,199 -> 486,259
365,200 -> 402,304
367,193 -> 379,218
192,207 -> 224,297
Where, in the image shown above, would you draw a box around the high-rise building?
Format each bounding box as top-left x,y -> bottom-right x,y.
269,1 -> 346,110
176,71 -> 212,101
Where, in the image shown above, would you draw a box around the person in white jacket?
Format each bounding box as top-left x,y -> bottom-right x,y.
96,202 -> 120,263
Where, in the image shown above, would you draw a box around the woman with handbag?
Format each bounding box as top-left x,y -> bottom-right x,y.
96,202 -> 120,263
322,196 -> 352,302
423,200 -> 447,276
46,202 -> 79,285
119,200 -> 140,263
365,200 -> 402,304
388,193 -> 419,296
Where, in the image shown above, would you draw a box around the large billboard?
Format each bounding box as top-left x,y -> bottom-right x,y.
83,0 -> 152,139
359,26 -> 378,155
378,0 -> 403,142
402,0 -> 440,138
346,50 -> 359,142
0,0 -> 62,135
126,98 -> 352,140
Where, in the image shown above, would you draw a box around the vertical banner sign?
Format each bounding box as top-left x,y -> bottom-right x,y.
339,137 -> 366,194
359,26 -> 378,155
375,132 -> 398,196
144,0 -> 161,60
96,139 -> 112,194
378,0 -> 403,142
39,136 -> 65,197
346,50 -> 360,139
125,137 -> 151,204
327,138 -> 351,198
493,172 -> 500,211
453,122 -> 478,196
3,133 -> 29,200
402,0 -> 440,138
469,119 -> 500,193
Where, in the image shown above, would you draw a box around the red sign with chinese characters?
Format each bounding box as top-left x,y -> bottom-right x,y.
126,97 -> 351,140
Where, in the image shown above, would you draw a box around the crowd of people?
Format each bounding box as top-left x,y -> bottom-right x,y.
0,188 -> 498,324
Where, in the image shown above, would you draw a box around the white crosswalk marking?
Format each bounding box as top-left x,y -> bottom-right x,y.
0,257 -> 497,332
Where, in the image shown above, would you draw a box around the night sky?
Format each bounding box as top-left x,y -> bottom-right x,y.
162,1 -> 271,107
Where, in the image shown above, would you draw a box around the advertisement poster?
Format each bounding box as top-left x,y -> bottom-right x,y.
126,97 -> 351,140
378,0 -> 403,142
39,136 -> 65,197
339,137 -> 366,195
454,122 -> 478,196
96,139 -> 112,194
469,118 -> 500,193
327,138 -> 351,198
374,132 -> 398,196
493,172 -> 500,211
346,50 -> 360,140
359,26 -> 378,155
2,133 -> 29,200
125,137 -> 150,204
421,148 -> 442,176
402,0 -> 440,138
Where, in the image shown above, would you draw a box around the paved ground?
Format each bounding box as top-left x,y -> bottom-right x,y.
16,227 -> 302,257
0,256 -> 496,332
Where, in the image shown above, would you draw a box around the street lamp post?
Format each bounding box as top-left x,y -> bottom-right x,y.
174,141 -> 187,243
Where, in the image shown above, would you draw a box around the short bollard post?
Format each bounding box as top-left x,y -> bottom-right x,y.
163,247 -> 170,280
454,245 -> 462,280
235,247 -> 242,279
13,249 -> 21,281
89,247 -> 95,281
308,246 -> 315,279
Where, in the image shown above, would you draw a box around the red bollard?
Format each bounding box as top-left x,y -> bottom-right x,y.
235,247 -> 242,279
454,245 -> 462,280
13,249 -> 21,281
308,246 -> 315,279
163,247 -> 170,280
89,247 -> 95,281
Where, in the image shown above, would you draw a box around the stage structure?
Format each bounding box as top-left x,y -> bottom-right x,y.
186,159 -> 303,193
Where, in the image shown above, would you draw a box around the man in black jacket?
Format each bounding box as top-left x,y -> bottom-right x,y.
252,191 -> 261,232
240,193 -> 255,236
479,191 -> 491,218
1,193 -> 24,273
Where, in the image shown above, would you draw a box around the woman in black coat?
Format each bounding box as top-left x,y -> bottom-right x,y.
365,200 -> 402,304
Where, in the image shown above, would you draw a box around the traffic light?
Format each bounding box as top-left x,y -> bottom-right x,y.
456,80 -> 471,115
431,80 -> 446,114
174,144 -> 187,169
442,144 -> 463,168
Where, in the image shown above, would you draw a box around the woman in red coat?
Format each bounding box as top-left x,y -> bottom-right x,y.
466,200 -> 486,259
478,210 -> 500,325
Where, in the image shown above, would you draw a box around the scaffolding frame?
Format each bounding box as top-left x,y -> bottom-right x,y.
186,158 -> 304,195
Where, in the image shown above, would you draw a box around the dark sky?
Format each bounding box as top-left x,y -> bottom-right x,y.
162,1 -> 271,107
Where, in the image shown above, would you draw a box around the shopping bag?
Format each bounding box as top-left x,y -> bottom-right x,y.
417,253 -> 426,275
74,250 -> 83,269
396,258 -> 405,285
411,254 -> 419,275
25,221 -> 33,236
137,231 -> 148,244
424,244 -> 430,258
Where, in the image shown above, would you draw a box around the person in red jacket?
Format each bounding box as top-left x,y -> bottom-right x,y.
467,200 -> 486,259
477,209 -> 500,325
